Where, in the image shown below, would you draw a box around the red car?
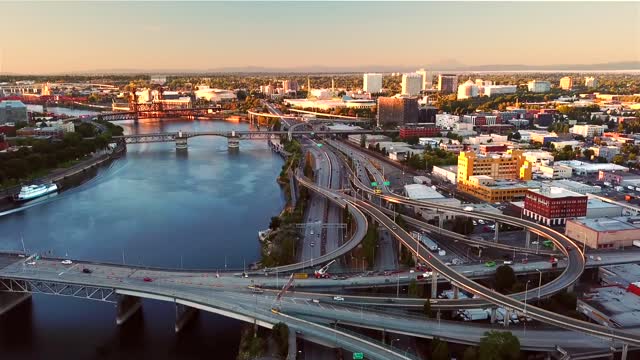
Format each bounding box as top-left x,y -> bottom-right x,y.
143,277 -> 153,282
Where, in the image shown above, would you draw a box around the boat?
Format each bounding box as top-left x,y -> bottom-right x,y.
14,183 -> 58,202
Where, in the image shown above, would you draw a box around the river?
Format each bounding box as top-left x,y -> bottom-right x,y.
0,116 -> 286,359
26,104 -> 101,117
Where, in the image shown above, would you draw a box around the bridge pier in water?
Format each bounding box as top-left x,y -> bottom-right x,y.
116,294 -> 142,325
0,292 -> 31,316
175,303 -> 198,333
175,131 -> 188,150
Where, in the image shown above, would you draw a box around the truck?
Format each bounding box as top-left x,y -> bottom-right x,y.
603,182 -> 611,187
293,273 -> 309,279
420,234 -> 439,251
314,260 -> 336,278
459,309 -> 489,321
615,186 -> 624,191
626,195 -> 634,202
633,240 -> 640,248
628,185 -> 635,191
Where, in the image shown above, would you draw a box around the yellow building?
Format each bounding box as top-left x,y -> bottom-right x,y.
456,150 -> 534,202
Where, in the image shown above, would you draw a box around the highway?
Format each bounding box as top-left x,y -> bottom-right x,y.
0,255 -> 627,353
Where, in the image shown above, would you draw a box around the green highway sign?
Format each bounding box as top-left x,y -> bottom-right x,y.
371,182 -> 378,187
353,353 -> 364,360
383,181 -> 391,186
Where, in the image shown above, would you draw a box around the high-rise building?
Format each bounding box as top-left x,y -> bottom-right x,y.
416,68 -> 432,90
401,73 -> 423,96
527,80 -> 551,93
560,76 -> 573,90
457,79 -> 479,99
457,150 -> 532,183
282,80 -> 299,92
377,96 -> 419,126
438,74 -> 458,94
585,76 -> 598,88
363,73 -> 383,93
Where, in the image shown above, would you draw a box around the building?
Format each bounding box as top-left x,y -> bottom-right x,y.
457,79 -> 479,100
566,216 -> 640,249
416,69 -> 432,90
459,176 -> 541,203
462,114 -> 500,126
440,141 -> 463,153
435,113 -> 460,129
457,150 -> 532,182
585,77 -> 598,88
45,120 -> 75,133
432,165 -> 458,184
560,76 -> 573,90
282,80 -> 299,92
555,160 -> 628,175
586,199 -> 623,219
570,124 -> 607,138
377,96 -> 419,126
401,73 -> 423,96
438,74 -> 458,94
398,124 -> 440,138
418,107 -> 437,123
403,184 -> 461,220
577,285 -> 640,329
550,179 -> 601,195
539,165 -> 573,179
0,100 -> 28,124
464,133 -> 508,145
533,113 -> 554,127
527,80 -> 551,93
16,126 -> 64,139
549,140 -> 580,150
483,85 -> 517,97
347,134 -> 391,148
590,146 -> 619,161
363,73 -> 383,94
598,171 -> 640,185
194,86 -> 237,102
523,187 -> 587,226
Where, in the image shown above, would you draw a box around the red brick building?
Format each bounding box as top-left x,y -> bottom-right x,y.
479,144 -> 508,155
523,187 -> 587,226
398,124 -> 440,139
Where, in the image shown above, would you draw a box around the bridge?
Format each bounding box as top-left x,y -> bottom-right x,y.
113,129 -> 398,150
97,103 -> 224,121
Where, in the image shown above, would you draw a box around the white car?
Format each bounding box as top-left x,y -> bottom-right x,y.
61,260 -> 72,265
26,261 -> 36,265
472,220 -> 478,226
478,220 -> 485,225
503,260 -> 513,265
333,296 -> 344,301
310,230 -> 314,235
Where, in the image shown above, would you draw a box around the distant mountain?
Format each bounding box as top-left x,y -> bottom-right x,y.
2,61 -> 638,76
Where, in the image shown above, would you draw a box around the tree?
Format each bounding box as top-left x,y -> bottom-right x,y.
582,149 -> 594,159
495,265 -> 516,294
463,346 -> 478,360
431,338 -> 449,360
269,216 -> 281,230
360,134 -> 366,148
236,90 -> 248,101
423,300 -> 432,318
408,279 -> 423,297
271,322 -> 289,358
303,152 -> 314,178
478,331 -> 520,360
612,154 -> 625,165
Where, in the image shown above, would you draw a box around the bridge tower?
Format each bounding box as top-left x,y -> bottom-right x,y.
128,87 -> 139,121
228,130 -> 240,150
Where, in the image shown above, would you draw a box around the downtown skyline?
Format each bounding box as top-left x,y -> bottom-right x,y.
0,1 -> 639,74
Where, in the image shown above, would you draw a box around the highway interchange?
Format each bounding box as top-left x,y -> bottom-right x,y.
2,109 -> 640,358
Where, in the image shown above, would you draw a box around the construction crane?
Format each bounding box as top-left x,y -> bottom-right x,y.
314,259 -> 336,278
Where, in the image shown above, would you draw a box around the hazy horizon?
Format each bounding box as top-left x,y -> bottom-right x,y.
1,1 -> 638,74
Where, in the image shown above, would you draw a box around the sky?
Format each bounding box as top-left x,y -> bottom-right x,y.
1,1 -> 639,74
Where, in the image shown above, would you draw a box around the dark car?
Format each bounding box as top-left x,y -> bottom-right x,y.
82,268 -> 92,274
143,277 -> 153,282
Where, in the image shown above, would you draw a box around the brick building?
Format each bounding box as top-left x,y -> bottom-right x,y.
523,187 -> 588,226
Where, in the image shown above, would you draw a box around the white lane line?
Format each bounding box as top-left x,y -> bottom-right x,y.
58,263 -> 78,276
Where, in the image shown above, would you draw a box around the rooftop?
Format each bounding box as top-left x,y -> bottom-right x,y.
529,186 -> 585,199
587,198 -> 623,210
404,184 -> 445,200
549,179 -> 601,192
572,216 -> 640,232
0,100 -> 26,109
555,160 -> 629,173
580,286 -> 640,329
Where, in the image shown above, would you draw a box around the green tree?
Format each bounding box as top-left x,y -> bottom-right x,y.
431,338 -> 450,360
269,216 -> 281,230
303,152 -> 314,178
612,154 -> 625,165
408,279 -> 423,297
478,331 -> 520,360
463,346 -> 478,360
423,300 -> 432,318
360,134 -> 366,148
582,149 -> 594,159
271,322 -> 289,358
495,265 -> 516,294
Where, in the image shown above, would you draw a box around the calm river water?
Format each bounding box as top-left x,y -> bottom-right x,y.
0,116 -> 285,359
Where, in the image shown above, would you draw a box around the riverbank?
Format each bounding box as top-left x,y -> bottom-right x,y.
0,141 -> 126,206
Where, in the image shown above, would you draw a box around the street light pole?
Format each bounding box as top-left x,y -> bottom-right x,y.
396,273 -> 400,298
536,269 -> 543,304
524,280 -> 530,336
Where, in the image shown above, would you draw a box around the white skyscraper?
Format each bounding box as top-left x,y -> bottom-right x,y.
457,79 -> 479,100
584,76 -> 598,88
416,68 -> 432,90
402,73 -> 423,96
363,73 -> 383,93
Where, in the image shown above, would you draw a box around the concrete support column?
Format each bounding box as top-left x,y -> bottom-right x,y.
116,295 -> 142,325
381,329 -> 386,343
453,285 -> 459,299
175,303 -> 198,333
567,283 -> 575,293
436,310 -> 441,321
525,230 -> 531,249
494,222 -> 499,242
287,328 -> 297,360
431,270 -> 438,299
0,292 -> 32,316
621,343 -> 629,360
228,137 -> 240,149
503,309 -> 510,327
438,216 -> 444,229
490,308 -> 497,324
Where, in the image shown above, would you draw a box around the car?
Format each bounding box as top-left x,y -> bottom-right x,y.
82,268 -> 92,274
391,226 -> 397,230
485,261 -> 496,267
333,296 -> 344,301
409,269 -> 415,273
596,256 -> 602,261
521,258 -> 528,264
26,261 -> 36,265
310,242 -> 315,247
503,260 -> 513,265
61,260 -> 72,265
472,220 -> 478,226
310,230 -> 314,235
312,299 -> 320,303
143,277 -> 153,282
478,220 -> 485,225
531,241 -> 539,245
